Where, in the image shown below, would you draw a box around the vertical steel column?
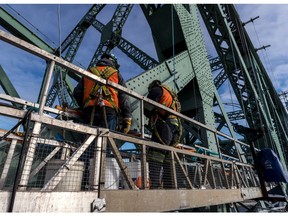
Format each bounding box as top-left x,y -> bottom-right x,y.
140,99 -> 148,189
18,61 -> 55,190
174,4 -> 218,152
38,61 -> 55,115
140,99 -> 145,139
91,136 -> 103,192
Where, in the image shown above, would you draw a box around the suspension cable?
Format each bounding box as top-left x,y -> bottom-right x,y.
6,5 -> 87,71
58,5 -> 62,59
171,4 -> 176,92
57,5 -> 66,106
223,6 -> 255,162
251,21 -> 279,91
251,21 -> 288,152
231,7 -> 273,150
6,4 -> 57,48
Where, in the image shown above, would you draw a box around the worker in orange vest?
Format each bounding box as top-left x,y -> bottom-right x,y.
73,53 -> 132,133
144,80 -> 182,189
73,53 -> 132,189
73,53 -> 132,149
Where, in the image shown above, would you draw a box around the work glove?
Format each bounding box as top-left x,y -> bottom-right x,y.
121,118 -> 132,134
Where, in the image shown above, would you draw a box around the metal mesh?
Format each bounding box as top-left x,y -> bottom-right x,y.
0,140 -> 21,189
0,124 -> 262,192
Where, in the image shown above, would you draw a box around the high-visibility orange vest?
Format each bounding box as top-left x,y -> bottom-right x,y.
83,66 -> 119,111
158,86 -> 174,116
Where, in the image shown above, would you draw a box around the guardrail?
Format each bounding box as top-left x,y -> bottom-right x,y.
0,28 -> 260,193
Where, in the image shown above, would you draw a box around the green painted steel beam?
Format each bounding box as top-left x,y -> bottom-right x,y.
0,65 -> 19,98
56,4 -> 105,55
0,6 -> 54,53
0,65 -> 21,108
127,5 -> 225,154
45,4 -> 105,107
88,4 -> 134,67
198,4 -> 288,171
174,4 -> 218,152
87,5 -> 159,70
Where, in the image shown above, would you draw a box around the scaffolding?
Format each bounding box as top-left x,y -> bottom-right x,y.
0,28 -> 282,212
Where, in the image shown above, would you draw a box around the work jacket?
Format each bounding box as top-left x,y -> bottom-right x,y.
145,85 -> 179,118
157,86 -> 175,116
73,58 -> 132,119
83,66 -> 119,111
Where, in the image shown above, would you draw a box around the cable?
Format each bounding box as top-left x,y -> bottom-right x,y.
251,20 -> 288,159
7,108 -> 33,212
171,4 -> 176,92
6,4 -> 86,70
57,5 -> 66,106
58,5 -> 62,57
6,4 -> 57,48
232,7 -> 273,150
251,21 -> 279,91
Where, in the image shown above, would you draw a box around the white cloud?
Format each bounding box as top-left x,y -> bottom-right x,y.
236,4 -> 288,92
272,63 -> 288,91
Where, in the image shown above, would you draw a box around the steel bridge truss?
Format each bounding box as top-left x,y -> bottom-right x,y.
1,4 -> 288,212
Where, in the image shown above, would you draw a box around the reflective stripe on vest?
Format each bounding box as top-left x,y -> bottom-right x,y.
83,66 -> 119,111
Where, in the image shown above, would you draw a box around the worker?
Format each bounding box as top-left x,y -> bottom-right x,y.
73,53 -> 132,134
144,80 -> 182,189
73,53 -> 132,189
73,53 -> 132,155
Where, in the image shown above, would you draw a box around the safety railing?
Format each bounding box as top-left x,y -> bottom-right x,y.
0,28 -> 261,193
0,111 -> 259,191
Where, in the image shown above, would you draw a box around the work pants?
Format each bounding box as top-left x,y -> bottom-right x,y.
148,119 -> 179,189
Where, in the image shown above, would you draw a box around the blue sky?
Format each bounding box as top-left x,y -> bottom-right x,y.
236,4 -> 288,93
1,4 -> 288,130
0,5 -> 156,101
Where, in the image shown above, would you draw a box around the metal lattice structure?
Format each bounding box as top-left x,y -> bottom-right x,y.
0,4 -> 288,212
